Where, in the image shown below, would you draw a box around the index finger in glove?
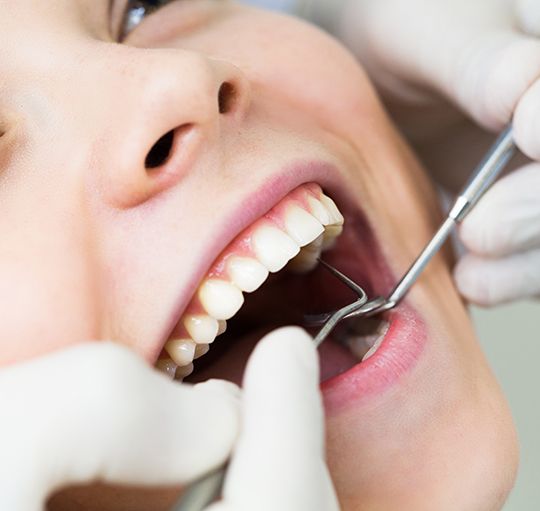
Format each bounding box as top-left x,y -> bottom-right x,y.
0,342 -> 240,507
213,327 -> 339,511
514,79 -> 540,160
459,163 -> 540,256
455,248 -> 540,305
515,0 -> 540,37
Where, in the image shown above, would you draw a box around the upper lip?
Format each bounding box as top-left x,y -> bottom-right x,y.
150,159 -> 348,363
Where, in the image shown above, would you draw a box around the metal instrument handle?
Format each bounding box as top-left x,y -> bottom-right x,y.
387,124 -> 516,307
171,465 -> 227,511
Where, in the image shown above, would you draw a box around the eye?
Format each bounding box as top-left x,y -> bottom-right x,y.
120,0 -> 175,39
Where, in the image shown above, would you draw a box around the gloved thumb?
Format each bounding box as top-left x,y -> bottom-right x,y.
459,163 -> 540,257
0,342 -> 240,509
454,249 -> 540,305
515,0 -> 540,37
213,326 -> 339,511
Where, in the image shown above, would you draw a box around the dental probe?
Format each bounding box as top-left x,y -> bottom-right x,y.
171,466 -> 226,511
171,124 -> 517,511
305,124 -> 517,345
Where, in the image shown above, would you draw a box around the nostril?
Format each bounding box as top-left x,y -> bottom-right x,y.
145,129 -> 175,169
218,82 -> 237,114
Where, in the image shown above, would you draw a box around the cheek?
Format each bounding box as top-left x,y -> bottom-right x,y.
242,14 -> 379,137
0,226 -> 99,366
0,264 -> 98,366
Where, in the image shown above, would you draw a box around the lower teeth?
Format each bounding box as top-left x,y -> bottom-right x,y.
361,324 -> 388,361
176,363 -> 194,380
340,317 -> 390,362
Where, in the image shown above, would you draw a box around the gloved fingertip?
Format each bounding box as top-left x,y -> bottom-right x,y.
190,380 -> 242,431
516,0 -> 540,37
514,81 -> 540,160
194,379 -> 242,402
257,325 -> 314,350
251,326 -> 317,375
458,216 -> 482,252
241,326 -> 319,396
162,384 -> 241,480
455,255 -> 521,307
454,257 -> 494,307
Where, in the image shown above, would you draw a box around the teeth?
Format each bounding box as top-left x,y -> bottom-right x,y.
322,225 -> 344,250
198,279 -> 244,320
307,196 -> 332,226
347,336 -> 374,360
227,257 -> 269,293
287,253 -> 319,273
362,331 -> 386,361
194,343 -> 210,359
165,338 -> 196,367
252,225 -> 300,273
288,234 -> 324,273
157,186 -> 346,377
365,320 -> 389,360
320,195 -> 344,226
156,358 -> 178,380
345,320 -> 389,361
217,320 -> 227,335
283,205 -> 324,247
304,233 -> 324,253
176,363 -> 194,381
183,314 -> 219,344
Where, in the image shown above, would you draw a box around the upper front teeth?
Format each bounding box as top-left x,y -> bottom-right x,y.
320,195 -> 344,225
252,225 -> 300,273
227,257 -> 269,293
306,195 -> 332,225
283,205 -> 325,247
183,314 -> 219,344
198,279 -> 245,320
165,339 -> 196,367
157,184 -> 345,380
289,195 -> 344,271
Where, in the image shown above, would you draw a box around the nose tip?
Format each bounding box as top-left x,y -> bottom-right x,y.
98,52 -> 251,209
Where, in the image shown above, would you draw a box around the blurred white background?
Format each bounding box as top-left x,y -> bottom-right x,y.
472,302 -> 539,509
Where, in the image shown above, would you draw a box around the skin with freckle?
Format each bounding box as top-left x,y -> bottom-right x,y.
0,1 -> 517,510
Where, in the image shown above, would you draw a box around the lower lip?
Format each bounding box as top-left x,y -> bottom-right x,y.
320,303 -> 426,413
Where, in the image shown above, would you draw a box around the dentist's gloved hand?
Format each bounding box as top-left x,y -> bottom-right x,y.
207,327 -> 339,511
0,342 -> 240,510
0,330 -> 339,511
337,0 -> 540,305
455,163 -> 540,305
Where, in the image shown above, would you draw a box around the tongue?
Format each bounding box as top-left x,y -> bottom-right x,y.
186,327 -> 359,386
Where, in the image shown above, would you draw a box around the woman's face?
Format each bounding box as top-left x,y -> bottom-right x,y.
1,1 -> 517,510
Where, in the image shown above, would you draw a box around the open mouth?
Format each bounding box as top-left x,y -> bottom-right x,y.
155,182 -> 425,401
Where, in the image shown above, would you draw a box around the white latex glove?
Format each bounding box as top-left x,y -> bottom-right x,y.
455,163 -> 540,305
337,0 -> 540,305
207,327 -> 339,511
0,342 -> 240,510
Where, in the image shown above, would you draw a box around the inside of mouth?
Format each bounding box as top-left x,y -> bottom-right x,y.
185,203 -> 391,386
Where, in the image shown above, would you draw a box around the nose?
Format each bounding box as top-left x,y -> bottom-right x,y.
96,49 -> 251,208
